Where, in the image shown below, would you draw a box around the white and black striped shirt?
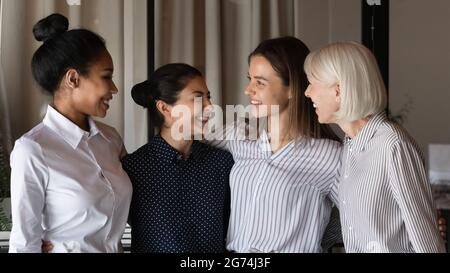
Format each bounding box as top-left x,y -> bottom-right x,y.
331,112 -> 446,253
208,123 -> 342,252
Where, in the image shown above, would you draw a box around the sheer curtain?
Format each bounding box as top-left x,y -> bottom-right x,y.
154,0 -> 361,108
0,0 -> 148,152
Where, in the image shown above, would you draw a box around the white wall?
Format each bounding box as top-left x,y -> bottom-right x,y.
390,0 -> 450,164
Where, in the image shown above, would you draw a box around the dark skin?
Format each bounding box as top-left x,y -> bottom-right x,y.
40,50 -> 118,253
53,50 -> 117,132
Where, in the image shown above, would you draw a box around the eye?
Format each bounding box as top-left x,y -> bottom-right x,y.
103,75 -> 113,80
256,80 -> 265,87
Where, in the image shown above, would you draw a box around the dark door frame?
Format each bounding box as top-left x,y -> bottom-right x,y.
362,0 -> 389,108
147,0 -> 155,139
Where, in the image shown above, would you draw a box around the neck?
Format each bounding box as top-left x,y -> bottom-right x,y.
53,96 -> 89,132
337,118 -> 369,139
160,127 -> 193,158
267,108 -> 293,153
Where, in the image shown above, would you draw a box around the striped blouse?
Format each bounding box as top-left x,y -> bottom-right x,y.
330,112 -> 446,253
207,122 -> 342,252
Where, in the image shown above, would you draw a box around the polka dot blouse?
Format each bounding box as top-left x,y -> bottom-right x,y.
121,135 -> 234,253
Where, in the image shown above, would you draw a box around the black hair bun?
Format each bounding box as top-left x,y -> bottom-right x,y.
33,13 -> 69,42
131,80 -> 153,108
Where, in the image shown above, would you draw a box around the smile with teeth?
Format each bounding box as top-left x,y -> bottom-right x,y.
251,100 -> 262,105
102,99 -> 111,108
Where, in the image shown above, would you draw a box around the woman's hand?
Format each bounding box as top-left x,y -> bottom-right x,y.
438,210 -> 447,242
41,240 -> 54,253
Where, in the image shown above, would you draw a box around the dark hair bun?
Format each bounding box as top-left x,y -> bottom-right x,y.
33,13 -> 69,42
131,80 -> 153,108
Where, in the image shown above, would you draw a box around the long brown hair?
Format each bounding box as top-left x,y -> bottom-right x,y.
249,36 -> 340,142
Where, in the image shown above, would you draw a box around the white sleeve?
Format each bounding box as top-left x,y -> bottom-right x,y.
8,138 -> 49,253
389,140 -> 446,253
203,122 -> 237,152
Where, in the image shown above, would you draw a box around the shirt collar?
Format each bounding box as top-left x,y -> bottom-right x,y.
150,135 -> 207,163
43,105 -> 110,149
258,129 -> 272,156
344,111 -> 387,153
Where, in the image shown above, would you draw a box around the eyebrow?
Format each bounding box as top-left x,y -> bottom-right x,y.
103,68 -> 114,73
247,74 -> 269,82
192,90 -> 210,96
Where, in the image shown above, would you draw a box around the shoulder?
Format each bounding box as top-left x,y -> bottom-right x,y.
308,137 -> 343,156
12,124 -> 48,157
377,121 -> 421,152
121,143 -> 152,168
199,142 -> 234,164
94,120 -> 124,148
11,127 -> 49,175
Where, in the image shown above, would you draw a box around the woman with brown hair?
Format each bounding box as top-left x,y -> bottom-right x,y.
207,36 -> 342,253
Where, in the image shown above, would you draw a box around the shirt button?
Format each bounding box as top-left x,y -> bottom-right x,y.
342,200 -> 346,205
349,226 -> 353,231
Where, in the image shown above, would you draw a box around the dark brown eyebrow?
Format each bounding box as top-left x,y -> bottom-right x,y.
192,90 -> 210,96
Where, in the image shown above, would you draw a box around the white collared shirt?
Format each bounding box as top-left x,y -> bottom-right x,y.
9,105 -> 132,253
207,123 -> 342,252
330,112 -> 445,253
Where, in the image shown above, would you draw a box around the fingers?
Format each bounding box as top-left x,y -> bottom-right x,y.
41,240 -> 54,253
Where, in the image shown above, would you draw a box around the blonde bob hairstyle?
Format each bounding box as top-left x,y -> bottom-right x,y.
304,41 -> 387,122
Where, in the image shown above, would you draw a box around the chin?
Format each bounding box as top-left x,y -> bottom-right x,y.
318,116 -> 332,124
251,108 -> 269,119
96,111 -> 107,118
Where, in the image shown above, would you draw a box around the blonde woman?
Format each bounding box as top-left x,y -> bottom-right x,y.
304,41 -> 445,253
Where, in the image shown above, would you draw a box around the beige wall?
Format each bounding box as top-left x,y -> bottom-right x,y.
390,0 -> 450,163
296,0 -> 361,51
0,0 -> 148,152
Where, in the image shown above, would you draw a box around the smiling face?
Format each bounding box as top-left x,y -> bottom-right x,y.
71,50 -> 118,118
304,77 -> 340,124
170,76 -> 212,136
245,55 -> 291,118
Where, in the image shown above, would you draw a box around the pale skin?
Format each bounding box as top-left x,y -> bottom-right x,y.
245,55 -> 294,154
156,76 -> 212,159
304,77 -> 447,241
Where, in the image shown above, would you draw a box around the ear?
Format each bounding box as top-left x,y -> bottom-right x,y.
156,100 -> 172,124
63,69 -> 81,89
335,84 -> 341,100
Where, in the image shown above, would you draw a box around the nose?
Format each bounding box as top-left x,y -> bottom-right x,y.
304,85 -> 311,98
244,82 -> 254,97
111,81 -> 119,94
203,96 -> 212,108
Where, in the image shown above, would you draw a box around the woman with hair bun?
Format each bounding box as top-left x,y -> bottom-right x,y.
122,63 -> 234,253
9,13 -> 132,253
